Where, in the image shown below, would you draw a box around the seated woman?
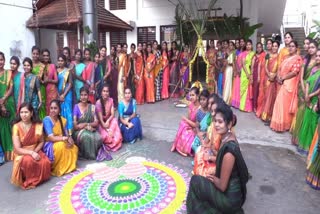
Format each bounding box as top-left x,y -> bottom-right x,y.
118,88 -> 143,144
171,87 -> 200,156
191,89 -> 211,154
11,103 -> 51,189
96,84 -> 122,151
43,100 -> 78,176
73,87 -> 109,160
187,104 -> 249,213
193,95 -> 224,176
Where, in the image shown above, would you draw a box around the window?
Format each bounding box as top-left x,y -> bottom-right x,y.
109,0 -> 126,10
99,32 -> 106,47
56,32 -> 64,56
160,25 -> 177,49
137,27 -> 156,44
98,0 -> 105,6
110,31 -> 127,48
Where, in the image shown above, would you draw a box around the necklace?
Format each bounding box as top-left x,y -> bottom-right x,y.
221,132 -> 232,144
22,122 -> 32,132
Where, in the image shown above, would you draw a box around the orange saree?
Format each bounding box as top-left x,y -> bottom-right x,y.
135,52 -> 145,104
144,54 -> 156,103
11,123 -> 51,189
270,55 -> 302,132
206,49 -> 217,93
161,51 -> 170,99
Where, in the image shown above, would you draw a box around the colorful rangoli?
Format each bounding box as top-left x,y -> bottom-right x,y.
47,157 -> 189,214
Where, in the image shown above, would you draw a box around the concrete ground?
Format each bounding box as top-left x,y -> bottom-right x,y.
0,100 -> 319,214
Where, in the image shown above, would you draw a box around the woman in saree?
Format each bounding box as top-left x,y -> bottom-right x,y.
161,42 -> 170,99
135,43 -> 145,104
117,45 -> 127,103
252,42 -> 266,112
154,43 -> 163,102
270,41 -> 302,132
239,40 -> 255,112
73,49 -> 86,102
110,47 -> 119,107
96,84 -> 122,151
297,49 -> 320,154
261,41 -> 280,123
43,100 -> 78,176
193,94 -> 223,176
278,32 -> 293,66
291,41 -> 318,144
82,48 -> 96,104
93,52 -> 104,100
31,46 -> 46,119
206,40 -> 217,94
73,87 -> 107,160
11,56 -> 21,112
187,104 -> 249,214
179,45 -> 191,97
0,52 -> 15,161
191,90 -> 211,154
118,88 -> 143,144
57,55 -> 73,134
127,44 -> 136,97
223,42 -> 236,105
216,41 -> 225,96
144,44 -> 156,103
11,103 -> 51,189
63,47 -> 75,71
42,49 -> 58,114
171,87 -> 200,156
169,41 -> 180,98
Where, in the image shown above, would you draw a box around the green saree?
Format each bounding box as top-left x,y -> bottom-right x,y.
32,64 -> 46,119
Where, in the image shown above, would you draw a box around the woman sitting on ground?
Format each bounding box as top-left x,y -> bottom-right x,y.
118,88 -> 143,144
43,100 -> 78,176
73,87 -> 110,160
96,84 -> 122,151
11,103 -> 51,189
187,104 -> 249,214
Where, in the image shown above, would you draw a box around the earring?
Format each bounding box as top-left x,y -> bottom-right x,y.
228,129 -> 231,133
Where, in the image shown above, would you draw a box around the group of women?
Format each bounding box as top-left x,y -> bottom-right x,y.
0,46 -> 143,189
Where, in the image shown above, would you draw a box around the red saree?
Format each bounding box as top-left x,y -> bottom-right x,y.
82,62 -> 96,103
161,51 -> 170,99
11,123 -> 51,189
253,52 -> 266,112
44,64 -> 58,114
144,54 -> 156,103
135,52 -> 145,104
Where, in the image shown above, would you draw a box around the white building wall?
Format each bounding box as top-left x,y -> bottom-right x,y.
0,0 -> 35,68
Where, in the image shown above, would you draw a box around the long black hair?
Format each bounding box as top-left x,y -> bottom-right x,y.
10,56 -> 20,68
12,102 -> 42,125
0,52 -> 5,61
303,40 -> 318,79
23,57 -> 33,71
50,99 -> 66,136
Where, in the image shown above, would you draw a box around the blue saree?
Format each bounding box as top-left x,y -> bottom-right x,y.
24,73 -> 41,115
0,143 -> 4,165
58,68 -> 73,132
74,63 -> 86,102
191,109 -> 211,153
13,72 -> 22,111
118,99 -> 143,143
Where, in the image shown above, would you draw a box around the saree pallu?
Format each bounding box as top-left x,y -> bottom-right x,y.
135,53 -> 145,104
45,64 -> 58,114
191,111 -> 211,153
32,64 -> 46,119
154,59 -> 163,102
24,74 -> 40,116
297,69 -> 320,153
110,59 -> 119,107
117,54 -> 127,103
96,99 -> 122,151
278,47 -> 289,67
0,70 -> 15,161
127,57 -> 136,98
187,141 -> 248,214
239,51 -> 255,112
172,103 -> 198,156
58,69 -> 73,132
43,116 -> 78,176
270,55 -> 302,132
252,52 -> 266,111
207,49 -> 216,93
223,52 -> 235,105
94,64 -> 104,100
161,52 -> 170,99
82,62 -> 96,104
73,104 -> 105,160
256,56 -> 267,118
232,52 -> 247,108
11,123 -> 51,189
74,63 -> 86,102
118,99 -> 142,143
169,57 -> 180,97
144,54 -> 156,103
13,71 -> 22,111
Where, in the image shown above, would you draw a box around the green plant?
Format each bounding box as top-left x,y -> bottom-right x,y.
307,20 -> 320,43
83,25 -> 98,58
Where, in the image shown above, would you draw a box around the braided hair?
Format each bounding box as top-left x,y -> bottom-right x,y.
50,99 -> 66,136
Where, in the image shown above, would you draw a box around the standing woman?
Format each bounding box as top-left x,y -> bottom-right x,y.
270,41 -> 302,132
127,43 -> 136,97
223,41 -> 236,105
216,41 -> 225,96
251,42 -> 266,112
261,41 -> 280,123
239,40 -> 255,112
179,45 -> 191,97
42,49 -> 58,114
43,100 -> 78,176
110,46 -> 119,107
93,52 -> 104,100
73,87 -> 106,160
11,56 -> 21,111
96,84 -> 122,151
169,41 -> 180,98
278,32 -> 293,66
31,46 -> 46,119
118,44 -> 127,103
134,43 -> 145,104
57,55 -> 73,134
144,44 -> 156,103
11,103 -> 51,189
206,40 -> 217,94
73,49 -> 86,102
118,88 -> 143,144
0,52 -> 15,161
161,42 -> 170,99
82,48 -> 96,103
153,41 -> 163,102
